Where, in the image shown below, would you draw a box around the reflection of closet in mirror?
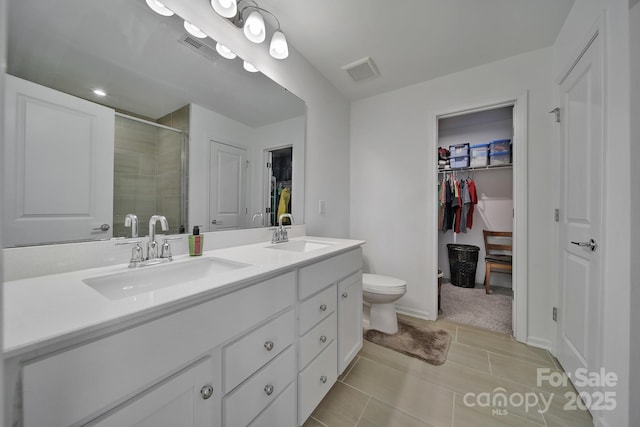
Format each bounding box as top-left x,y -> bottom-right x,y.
266,147 -> 293,226
113,107 -> 189,237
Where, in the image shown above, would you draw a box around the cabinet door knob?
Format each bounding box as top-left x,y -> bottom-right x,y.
264,340 -> 274,351
342,292 -> 348,298
264,384 -> 274,396
319,304 -> 327,312
320,335 -> 327,343
320,376 -> 328,384
200,385 -> 214,400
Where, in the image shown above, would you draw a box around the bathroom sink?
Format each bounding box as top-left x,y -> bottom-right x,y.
267,240 -> 334,253
84,257 -> 251,300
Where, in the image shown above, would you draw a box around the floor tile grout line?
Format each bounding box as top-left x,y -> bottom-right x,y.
309,415 -> 328,427
341,355 -> 360,381
353,396 -> 371,427
485,347 -> 557,369
487,351 -> 493,375
451,393 -> 456,427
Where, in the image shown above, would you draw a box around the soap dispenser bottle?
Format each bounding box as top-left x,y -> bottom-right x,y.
189,226 -> 203,256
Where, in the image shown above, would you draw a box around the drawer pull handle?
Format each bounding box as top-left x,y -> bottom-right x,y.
264,384 -> 274,396
342,292 -> 349,298
320,335 -> 327,343
264,340 -> 274,351
320,376 -> 328,384
320,304 -> 327,312
200,385 -> 214,400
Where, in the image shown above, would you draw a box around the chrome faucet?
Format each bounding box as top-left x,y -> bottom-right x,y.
124,214 -> 138,238
272,213 -> 293,243
147,215 -> 169,261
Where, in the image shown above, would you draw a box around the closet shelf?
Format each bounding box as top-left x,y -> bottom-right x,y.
438,164 -> 512,174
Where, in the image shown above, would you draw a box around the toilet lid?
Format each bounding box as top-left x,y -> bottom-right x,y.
362,274 -> 407,293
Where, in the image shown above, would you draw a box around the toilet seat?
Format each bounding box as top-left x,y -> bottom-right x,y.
362,273 -> 407,295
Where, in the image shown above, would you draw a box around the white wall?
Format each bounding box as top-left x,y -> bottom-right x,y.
0,0 -> 5,421
628,2 -> 639,426
162,0 -> 351,239
553,1 -> 631,426
350,48 -> 554,344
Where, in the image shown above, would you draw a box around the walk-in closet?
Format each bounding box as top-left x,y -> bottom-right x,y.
436,106 -> 514,334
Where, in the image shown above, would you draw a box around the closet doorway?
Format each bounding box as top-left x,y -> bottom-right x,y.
265,146 -> 293,226
434,99 -> 527,339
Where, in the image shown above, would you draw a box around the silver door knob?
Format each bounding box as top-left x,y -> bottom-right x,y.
319,304 -> 327,312
342,292 -> 348,298
264,340 -> 274,351
200,385 -> 213,400
264,384 -> 274,396
320,335 -> 327,343
211,219 -> 217,224
93,224 -> 110,231
320,376 -> 327,384
571,238 -> 598,252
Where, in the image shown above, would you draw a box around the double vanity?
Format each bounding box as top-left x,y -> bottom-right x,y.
3,235 -> 364,427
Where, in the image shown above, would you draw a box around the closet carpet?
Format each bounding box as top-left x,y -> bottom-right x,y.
440,282 -> 512,335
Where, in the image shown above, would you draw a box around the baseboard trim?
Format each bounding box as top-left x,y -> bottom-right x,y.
395,305 -> 433,321
526,336 -> 552,351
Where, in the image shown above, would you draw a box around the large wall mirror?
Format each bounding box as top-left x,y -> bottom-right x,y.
4,0 -> 306,247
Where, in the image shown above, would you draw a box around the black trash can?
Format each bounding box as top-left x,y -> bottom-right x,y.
447,244 -> 480,288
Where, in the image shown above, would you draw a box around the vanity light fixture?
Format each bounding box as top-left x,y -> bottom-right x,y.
243,61 -> 259,72
184,21 -> 207,39
210,0 -> 237,18
92,89 -> 107,97
145,0 -> 174,17
215,42 -> 237,59
210,0 -> 289,59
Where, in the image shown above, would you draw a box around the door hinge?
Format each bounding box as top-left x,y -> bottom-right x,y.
266,162 -> 272,168
554,209 -> 560,222
265,207 -> 271,213
553,307 -> 558,322
549,107 -> 560,123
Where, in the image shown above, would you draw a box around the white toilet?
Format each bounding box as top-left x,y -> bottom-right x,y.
362,273 -> 407,334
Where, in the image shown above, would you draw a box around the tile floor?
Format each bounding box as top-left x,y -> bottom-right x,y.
304,315 -> 593,427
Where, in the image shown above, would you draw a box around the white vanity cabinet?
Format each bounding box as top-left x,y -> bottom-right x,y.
296,248 -> 363,425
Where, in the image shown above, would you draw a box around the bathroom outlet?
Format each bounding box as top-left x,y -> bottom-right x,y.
319,200 -> 326,214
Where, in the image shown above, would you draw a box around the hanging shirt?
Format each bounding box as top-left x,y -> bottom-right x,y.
453,179 -> 462,233
445,179 -> 454,231
459,179 -> 471,233
466,179 -> 478,229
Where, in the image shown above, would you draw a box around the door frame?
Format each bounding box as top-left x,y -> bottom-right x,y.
430,92 -> 529,343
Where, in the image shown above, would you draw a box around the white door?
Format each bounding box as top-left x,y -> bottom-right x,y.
209,141 -> 246,230
89,358 -> 215,427
556,33 -> 604,396
4,75 -> 114,246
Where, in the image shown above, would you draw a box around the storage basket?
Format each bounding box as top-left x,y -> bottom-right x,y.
447,244 -> 480,288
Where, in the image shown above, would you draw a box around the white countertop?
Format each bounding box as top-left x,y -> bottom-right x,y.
3,236 -> 364,358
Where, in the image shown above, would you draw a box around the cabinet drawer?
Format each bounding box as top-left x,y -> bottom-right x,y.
298,248 -> 362,299
22,272 -> 295,427
299,312 -> 337,369
247,381 -> 296,427
298,284 -> 336,334
224,308 -> 296,393
297,341 -> 338,425
224,345 -> 296,427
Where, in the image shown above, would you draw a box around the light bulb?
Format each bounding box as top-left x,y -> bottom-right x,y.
243,61 -> 259,72
92,89 -> 107,97
269,30 -> 289,59
145,0 -> 174,16
243,11 -> 265,43
210,0 -> 237,18
216,42 -> 237,60
184,21 -> 207,39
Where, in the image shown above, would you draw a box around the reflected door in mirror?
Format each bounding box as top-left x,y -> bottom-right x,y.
4,75 -> 114,246
210,142 -> 247,231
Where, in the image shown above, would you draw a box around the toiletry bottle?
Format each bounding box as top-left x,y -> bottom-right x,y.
189,226 -> 203,256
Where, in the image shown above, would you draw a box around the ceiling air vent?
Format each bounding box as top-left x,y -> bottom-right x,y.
178,33 -> 218,62
342,56 -> 379,82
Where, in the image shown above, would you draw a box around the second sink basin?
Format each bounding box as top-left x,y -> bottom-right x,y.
267,240 -> 334,253
84,257 -> 251,300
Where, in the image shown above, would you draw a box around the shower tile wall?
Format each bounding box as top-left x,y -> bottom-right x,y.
113,105 -> 189,238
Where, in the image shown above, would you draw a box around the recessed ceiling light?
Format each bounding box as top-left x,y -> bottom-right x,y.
93,89 -> 107,97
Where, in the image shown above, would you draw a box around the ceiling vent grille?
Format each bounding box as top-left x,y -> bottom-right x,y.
342,57 -> 379,82
178,33 -> 218,62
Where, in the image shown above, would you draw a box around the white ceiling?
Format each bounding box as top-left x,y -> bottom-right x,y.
257,0 -> 575,100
